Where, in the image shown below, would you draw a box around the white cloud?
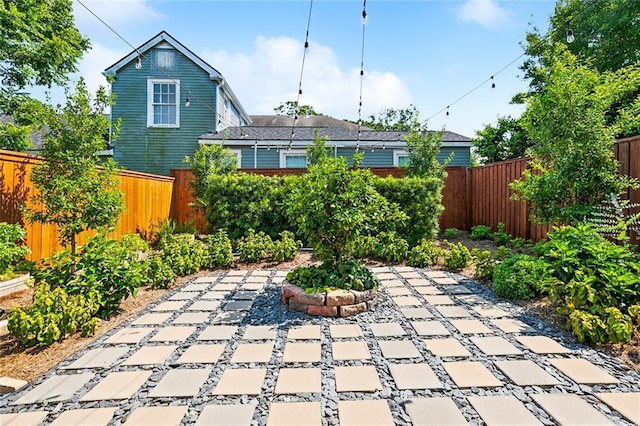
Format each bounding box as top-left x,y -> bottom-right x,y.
202,36 -> 412,120
457,0 -> 511,30
76,43 -> 127,94
73,0 -> 165,31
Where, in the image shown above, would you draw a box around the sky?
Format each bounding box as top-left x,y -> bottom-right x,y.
60,0 -> 557,138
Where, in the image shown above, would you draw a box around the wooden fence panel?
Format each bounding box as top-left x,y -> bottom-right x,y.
0,150 -> 174,261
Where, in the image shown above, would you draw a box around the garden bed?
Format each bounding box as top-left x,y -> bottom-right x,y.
281,284 -> 377,317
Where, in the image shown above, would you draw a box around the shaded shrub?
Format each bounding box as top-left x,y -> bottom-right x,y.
237,229 -> 275,263
492,254 -> 550,300
158,234 -> 207,276
408,239 -> 442,268
443,242 -> 472,270
0,222 -> 30,277
286,260 -> 379,292
272,231 -> 302,262
471,249 -> 496,280
203,229 -> 234,268
146,254 -> 177,289
374,232 -> 408,264
470,225 -> 492,240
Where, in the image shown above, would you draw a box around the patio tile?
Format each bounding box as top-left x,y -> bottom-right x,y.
338,400 -> 394,426
240,283 -> 265,291
468,396 -> 542,426
393,296 -> 423,306
220,276 -> 243,284
132,312 -> 172,325
212,311 -> 246,324
387,287 -> 412,296
195,404 -> 257,426
549,358 -> 619,384
173,312 -> 210,324
470,336 -> 523,356
245,275 -> 269,283
433,277 -> 458,285
0,412 -> 49,426
227,270 -> 248,276
149,369 -> 210,397
169,291 -> 199,301
450,319 -> 492,334
121,345 -> 177,366
400,271 -> 422,279
202,291 -> 229,300
188,300 -> 222,311
370,322 -> 406,337
494,360 -> 561,386
251,270 -> 272,276
436,306 -> 471,318
231,343 -> 274,363
176,344 -> 225,364
444,285 -> 472,295
283,342 -> 321,363
388,363 -> 443,389
274,368 -> 321,394
62,347 -> 129,369
212,368 -> 267,395
371,266 -> 391,273
411,320 -> 450,336
335,366 -> 382,392
491,319 -> 535,333
515,336 -> 572,354
380,279 -> 404,287
198,325 -> 238,340
595,393 -> 640,425
404,397 -> 468,426
243,325 -> 278,340
424,271 -> 447,278
378,340 -> 422,359
13,373 -> 94,404
407,278 -> 432,286
50,408 -> 116,426
195,276 -> 219,283
232,290 -> 258,300
149,326 -> 196,342
423,338 -> 471,357
424,295 -> 455,305
415,286 -> 443,295
377,273 -> 397,280
456,294 -> 489,304
532,394 -> 616,426
151,300 -> 188,311
329,324 -> 363,338
181,283 -> 210,291
473,306 -> 509,317
394,266 -> 415,272
267,402 -> 321,426
287,325 -> 321,340
443,361 -> 503,388
275,270 -> 289,276
123,406 -> 188,426
332,341 -> 371,360
223,300 -> 254,311
80,371 -> 151,401
400,308 -> 434,319
104,327 -> 153,344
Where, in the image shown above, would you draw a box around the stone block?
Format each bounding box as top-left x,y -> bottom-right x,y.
297,292 -> 326,306
339,302 -> 367,317
288,300 -> 309,313
0,377 -> 28,394
281,285 -> 304,305
327,290 -> 355,306
308,305 -> 338,316
366,299 -> 377,310
352,289 -> 376,304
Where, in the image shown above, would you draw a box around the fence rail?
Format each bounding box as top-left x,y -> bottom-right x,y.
0,150 -> 174,260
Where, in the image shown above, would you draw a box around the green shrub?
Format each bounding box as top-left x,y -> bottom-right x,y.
443,242 -> 472,270
159,234 -> 208,276
471,249 -> 496,280
492,254 -> 550,300
272,231 -> 302,262
408,239 -> 442,267
510,237 -> 527,249
0,222 -> 31,277
492,222 -> 511,245
495,245 -> 512,260
443,228 -> 458,239
119,233 -> 150,253
8,284 -> 100,347
287,260 -> 379,292
347,235 -> 379,260
146,254 -> 176,289
237,229 -> 275,263
470,225 -> 492,240
374,232 -> 408,264
203,229 -> 234,268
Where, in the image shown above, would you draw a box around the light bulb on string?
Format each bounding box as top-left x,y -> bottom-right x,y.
446,106 -> 450,117
491,76 -> 495,89
566,21 -> 575,44
135,55 -> 142,69
185,91 -> 191,107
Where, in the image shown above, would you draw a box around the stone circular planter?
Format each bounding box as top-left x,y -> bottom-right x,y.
281,284 -> 377,317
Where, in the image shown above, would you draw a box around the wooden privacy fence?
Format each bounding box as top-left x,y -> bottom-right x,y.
0,150 -> 174,261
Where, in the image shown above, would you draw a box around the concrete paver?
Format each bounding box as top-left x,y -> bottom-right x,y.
197,325 -> 238,340
411,320 -> 450,336
404,397 -> 468,426
470,336 -> 523,356
0,412 -> 49,426
149,326 -> 196,342
148,369 -> 210,397
449,319 -> 492,334
388,363 -> 443,389
283,342 -> 321,362
531,394 -> 617,426
332,341 -> 371,360
393,296 -> 423,306
549,358 -> 619,384
188,300 -> 222,311
424,295 -> 455,305
338,400 -> 394,426
176,344 -> 225,364
212,368 -> 267,395
287,325 -> 321,339
436,306 -> 471,318
494,360 -> 561,386
243,325 -> 278,340
443,361 -> 503,388
132,312 -> 172,325
151,300 -> 188,311
595,393 -> 640,425
274,368 -> 321,394
80,371 -> 151,401
329,324 -> 363,338
62,347 -> 129,369
516,336 -> 572,354
378,340 -> 422,359
414,286 -> 443,295
123,406 -> 188,426
335,366 -> 382,392
50,408 -> 116,426
400,307 -> 433,318
104,327 -> 153,344
121,345 -> 177,366
231,343 -> 274,363
491,319 -> 535,333
173,312 -> 210,324
195,404 -> 256,426
370,322 -> 406,337
13,373 -> 94,405
468,395 -> 543,426
267,402 -> 322,426
423,338 -> 471,357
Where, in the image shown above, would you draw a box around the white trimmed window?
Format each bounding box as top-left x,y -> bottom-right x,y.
230,149 -> 242,168
147,79 -> 180,128
280,149 -> 307,168
393,150 -> 411,167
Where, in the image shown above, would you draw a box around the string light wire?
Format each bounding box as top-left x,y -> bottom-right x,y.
356,0 -> 368,151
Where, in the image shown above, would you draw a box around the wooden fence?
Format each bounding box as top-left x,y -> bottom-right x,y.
0,150 -> 174,260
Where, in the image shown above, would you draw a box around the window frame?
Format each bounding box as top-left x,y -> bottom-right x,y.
147,79 -> 180,128
279,149 -> 308,168
230,149 -> 242,168
393,150 -> 410,167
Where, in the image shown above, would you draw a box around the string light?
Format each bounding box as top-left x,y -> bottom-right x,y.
135,55 -> 142,69
356,0 -> 368,147
289,0 -> 314,149
566,21 -> 575,44
185,91 -> 191,107
491,76 -> 495,89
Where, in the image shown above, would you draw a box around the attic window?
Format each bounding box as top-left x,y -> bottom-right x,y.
155,49 -> 177,71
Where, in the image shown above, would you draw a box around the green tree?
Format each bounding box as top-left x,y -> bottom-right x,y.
511,46 -> 638,224
274,101 -> 320,117
306,129 -> 331,166
184,143 -> 237,213
359,105 -> 421,131
472,116 -> 532,164
403,129 -> 448,180
24,79 -> 124,254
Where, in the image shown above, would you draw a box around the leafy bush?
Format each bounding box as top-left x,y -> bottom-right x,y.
443,228 -> 458,239
237,229 -> 275,263
471,249 -> 496,280
159,234 -> 208,276
0,222 -> 31,277
374,232 -> 408,264
443,242 -> 472,270
510,237 -> 527,249
347,235 -> 379,260
203,229 -> 234,268
470,225 -> 492,240
492,254 -> 550,300
146,254 -> 176,289
287,260 -> 379,292
492,222 -> 511,245
408,239 -> 442,267
119,233 -> 150,253
8,284 -> 100,347
272,231 -> 302,262
539,223 -> 640,343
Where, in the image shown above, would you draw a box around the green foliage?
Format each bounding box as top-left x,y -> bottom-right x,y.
495,245 -> 512,260
23,80 -> 124,254
202,229 -> 234,269
408,239 -> 442,268
184,143 -> 237,214
274,101 -> 320,117
470,225 -> 492,240
471,249 -> 496,280
492,222 -> 511,246
158,234 -> 207,276
492,254 -> 550,300
359,105 -> 421,131
539,223 -> 640,343
0,121 -> 32,151
443,242 -> 472,270
0,222 -> 30,275
0,94 -> 46,151
472,116 -> 531,164
119,233 -> 150,253
443,228 -> 458,239
286,260 -> 379,292
306,130 -> 331,166
587,195 -> 640,245
146,254 -> 176,290
510,237 -> 527,249
287,156 -> 406,263
403,129 -> 448,180
8,284 -> 99,347
237,229 -> 275,263
374,232 -> 408,264
272,231 -> 302,262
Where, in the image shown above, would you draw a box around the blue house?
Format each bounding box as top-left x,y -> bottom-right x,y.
104,31 -> 250,176
198,114 -> 472,169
